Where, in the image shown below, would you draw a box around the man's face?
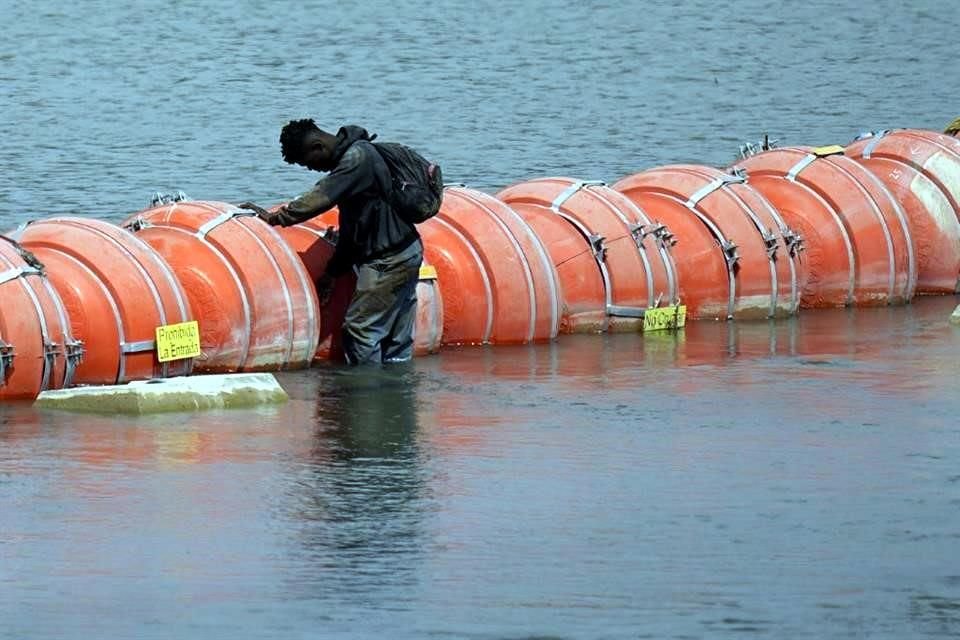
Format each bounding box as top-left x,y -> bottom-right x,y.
299,133 -> 335,172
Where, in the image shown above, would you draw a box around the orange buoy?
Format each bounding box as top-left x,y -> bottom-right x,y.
502,200 -> 607,333
418,215 -> 493,345
421,186 -> 560,344
818,152 -> 916,302
10,218 -> 192,385
123,200 -> 319,372
732,147 -> 914,307
847,129 -> 960,293
0,235 -> 81,400
275,219 -> 443,360
613,165 -> 800,320
498,178 -> 678,331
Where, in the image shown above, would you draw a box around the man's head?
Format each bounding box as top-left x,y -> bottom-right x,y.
280,119 -> 339,171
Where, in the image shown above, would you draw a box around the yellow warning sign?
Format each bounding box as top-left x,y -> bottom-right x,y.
419,265 -> 438,280
643,305 -> 687,332
156,320 -> 201,363
811,145 -> 845,157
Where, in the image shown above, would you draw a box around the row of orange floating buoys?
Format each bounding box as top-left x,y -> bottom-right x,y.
2,127 -> 959,401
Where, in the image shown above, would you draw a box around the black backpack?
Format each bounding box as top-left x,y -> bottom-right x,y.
373,142 -> 444,224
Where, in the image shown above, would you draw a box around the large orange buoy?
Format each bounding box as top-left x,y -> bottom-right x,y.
847,129 -> 960,293
818,152 -> 916,302
10,218 -> 192,385
419,186 -> 560,345
498,178 -> 678,331
418,215 -> 493,345
275,217 -> 443,360
732,147 -> 914,307
0,235 -> 81,400
501,200 -> 607,333
123,200 -> 319,373
613,165 -> 800,320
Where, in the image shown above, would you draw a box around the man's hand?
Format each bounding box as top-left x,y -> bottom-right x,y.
237,201 -> 283,226
317,273 -> 335,306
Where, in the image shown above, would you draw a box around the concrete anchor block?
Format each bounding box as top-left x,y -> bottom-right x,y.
34,373 -> 288,414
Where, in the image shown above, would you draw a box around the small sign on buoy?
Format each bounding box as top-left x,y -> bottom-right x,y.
811,145 -> 845,157
155,320 -> 201,362
419,265 -> 438,280
643,305 -> 687,332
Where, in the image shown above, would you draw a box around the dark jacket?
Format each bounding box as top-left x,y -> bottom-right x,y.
274,125 -> 419,277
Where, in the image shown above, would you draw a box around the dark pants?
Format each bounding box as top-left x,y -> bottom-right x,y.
342,240 -> 423,366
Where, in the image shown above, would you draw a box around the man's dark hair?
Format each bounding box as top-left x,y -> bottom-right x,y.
280,118 -> 322,164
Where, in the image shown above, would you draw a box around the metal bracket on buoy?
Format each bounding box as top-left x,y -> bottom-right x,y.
0,339 -> 13,383
737,134 -> 780,159
124,216 -> 152,233
783,229 -> 804,256
63,339 -> 85,388
150,191 -> 190,206
722,240 -> 740,268
648,223 -> 676,247
41,340 -> 63,391
588,233 -> 608,262
762,231 -> 779,259
606,305 -> 646,319
629,222 -> 646,246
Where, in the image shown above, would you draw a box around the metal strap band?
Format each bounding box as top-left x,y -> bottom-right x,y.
861,130 -> 889,159
606,305 -> 646,318
195,209 -> 255,238
678,200 -> 738,318
550,180 -> 606,211
1,231 -> 46,273
8,222 -> 29,240
0,266 -> 42,286
684,173 -> 745,208
121,340 -> 156,354
786,154 -> 817,181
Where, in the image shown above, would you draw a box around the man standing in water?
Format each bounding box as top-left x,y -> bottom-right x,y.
240,120 -> 423,365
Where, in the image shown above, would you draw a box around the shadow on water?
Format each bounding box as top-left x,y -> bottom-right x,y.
278,364 -> 429,606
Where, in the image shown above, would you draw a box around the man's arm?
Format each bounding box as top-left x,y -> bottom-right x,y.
272,145 -> 375,227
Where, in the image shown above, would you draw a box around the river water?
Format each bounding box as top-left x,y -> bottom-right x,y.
2,1 -> 960,638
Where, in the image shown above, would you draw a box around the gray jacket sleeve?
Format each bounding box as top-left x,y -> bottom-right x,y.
275,145 -> 374,227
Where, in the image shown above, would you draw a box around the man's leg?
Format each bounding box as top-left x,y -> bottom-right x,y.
341,242 -> 423,366
381,274 -> 419,363
382,242 -> 423,363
